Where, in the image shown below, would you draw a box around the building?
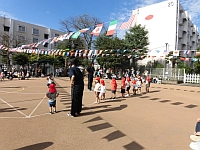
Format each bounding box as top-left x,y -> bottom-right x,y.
0,16 -> 66,73
131,0 -> 199,66
0,16 -> 65,50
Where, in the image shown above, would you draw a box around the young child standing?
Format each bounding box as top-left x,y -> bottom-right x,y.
145,75 -> 151,92
94,79 -> 101,104
132,77 -> 137,95
47,73 -> 54,87
99,79 -> 106,100
125,77 -> 131,97
136,76 -> 142,94
121,77 -> 126,98
46,82 -> 59,114
110,77 -> 117,99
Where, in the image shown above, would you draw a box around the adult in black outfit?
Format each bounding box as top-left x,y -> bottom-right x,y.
86,62 -> 95,91
68,58 -> 84,117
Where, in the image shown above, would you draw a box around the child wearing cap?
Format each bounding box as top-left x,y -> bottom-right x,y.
110,77 -> 117,99
121,77 -> 126,98
46,82 -> 59,114
99,79 -> 106,100
94,79 -> 101,104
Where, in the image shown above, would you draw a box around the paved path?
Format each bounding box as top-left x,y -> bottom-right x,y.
0,77 -> 199,150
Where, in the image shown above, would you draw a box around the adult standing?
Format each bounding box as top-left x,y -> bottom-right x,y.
86,62 -> 95,91
68,58 -> 84,117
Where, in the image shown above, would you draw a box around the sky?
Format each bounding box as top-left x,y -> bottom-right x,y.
0,0 -> 200,35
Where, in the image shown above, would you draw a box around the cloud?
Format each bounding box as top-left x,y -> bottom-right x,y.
0,10 -> 17,20
180,0 -> 200,26
46,11 -> 50,14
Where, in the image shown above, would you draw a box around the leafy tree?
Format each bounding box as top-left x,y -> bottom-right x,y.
12,53 -> 29,66
94,33 -> 129,71
123,24 -> 149,67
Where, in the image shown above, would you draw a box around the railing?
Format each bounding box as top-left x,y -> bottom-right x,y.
184,74 -> 200,83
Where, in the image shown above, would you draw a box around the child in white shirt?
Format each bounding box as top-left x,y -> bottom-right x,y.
99,79 -> 106,100
94,79 -> 101,104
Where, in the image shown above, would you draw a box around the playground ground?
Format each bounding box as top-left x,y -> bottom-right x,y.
0,77 -> 199,150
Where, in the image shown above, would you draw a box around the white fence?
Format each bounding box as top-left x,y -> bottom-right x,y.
149,68 -> 200,84
184,74 -> 200,84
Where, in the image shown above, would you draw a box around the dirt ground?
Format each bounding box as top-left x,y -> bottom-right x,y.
0,77 -> 199,150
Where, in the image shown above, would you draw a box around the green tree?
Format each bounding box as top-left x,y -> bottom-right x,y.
94,33 -> 129,71
123,24 -> 149,67
12,53 -> 29,66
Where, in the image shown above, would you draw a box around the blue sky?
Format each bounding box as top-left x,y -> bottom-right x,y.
0,0 -> 200,33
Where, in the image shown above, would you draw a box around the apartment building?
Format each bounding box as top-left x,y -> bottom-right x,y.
131,0 -> 199,66
0,16 -> 65,49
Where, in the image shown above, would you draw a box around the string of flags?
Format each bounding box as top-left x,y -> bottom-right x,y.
0,15 -> 136,51
0,45 -> 197,62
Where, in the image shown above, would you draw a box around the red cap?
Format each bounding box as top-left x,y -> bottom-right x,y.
96,76 -> 100,82
49,84 -> 56,93
100,79 -> 105,86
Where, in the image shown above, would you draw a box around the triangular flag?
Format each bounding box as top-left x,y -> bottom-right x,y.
80,28 -> 90,33
91,24 -> 103,36
65,32 -> 74,39
71,31 -> 81,39
106,20 -> 118,36
173,50 -> 179,56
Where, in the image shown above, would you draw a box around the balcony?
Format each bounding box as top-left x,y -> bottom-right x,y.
178,30 -> 183,38
182,13 -> 187,20
179,17 -> 183,25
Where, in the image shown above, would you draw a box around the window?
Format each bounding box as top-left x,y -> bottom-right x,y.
55,34 -> 59,37
18,25 -> 26,32
33,38 -> 39,43
4,26 -> 10,32
44,34 -> 49,39
32,28 -> 39,35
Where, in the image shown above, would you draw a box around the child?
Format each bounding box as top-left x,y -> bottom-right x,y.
136,76 -> 142,94
0,72 -> 4,81
94,79 -> 101,104
145,75 -> 151,92
121,77 -> 126,98
110,77 -> 117,99
47,73 -> 54,87
125,77 -> 131,97
99,79 -> 106,100
46,82 -> 59,114
132,77 -> 138,95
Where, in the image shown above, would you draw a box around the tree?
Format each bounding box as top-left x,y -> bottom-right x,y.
0,32 -> 28,70
12,53 -> 29,66
123,24 -> 149,67
94,32 -> 129,72
60,14 -> 101,50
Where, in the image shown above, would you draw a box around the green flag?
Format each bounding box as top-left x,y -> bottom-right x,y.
71,31 -> 81,39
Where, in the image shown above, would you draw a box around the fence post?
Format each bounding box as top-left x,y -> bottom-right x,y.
183,69 -> 186,83
163,68 -> 165,79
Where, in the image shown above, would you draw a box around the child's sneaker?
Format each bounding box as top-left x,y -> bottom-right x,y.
49,112 -> 53,114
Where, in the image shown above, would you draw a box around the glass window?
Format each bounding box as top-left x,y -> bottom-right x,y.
4,26 -> 10,32
18,25 -> 26,32
32,28 -> 39,35
33,38 -> 39,43
44,34 -> 49,39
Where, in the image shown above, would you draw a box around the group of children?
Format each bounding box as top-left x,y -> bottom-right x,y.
93,75 -> 151,104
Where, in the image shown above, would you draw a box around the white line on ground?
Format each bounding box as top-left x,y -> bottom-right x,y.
0,97 -> 28,117
30,113 -> 50,118
28,96 -> 46,117
0,116 -> 27,119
